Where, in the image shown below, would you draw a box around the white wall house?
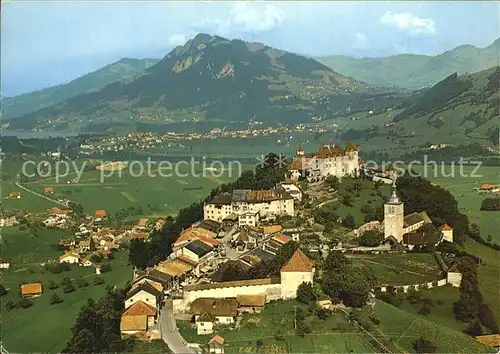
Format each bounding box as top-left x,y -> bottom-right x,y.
124,283 -> 161,309
59,252 -> 80,264
204,189 -> 294,223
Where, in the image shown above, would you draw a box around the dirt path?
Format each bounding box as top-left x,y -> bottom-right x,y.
15,182 -> 66,206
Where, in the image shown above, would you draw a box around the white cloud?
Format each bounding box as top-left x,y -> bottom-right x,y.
167,33 -> 188,46
195,3 -> 285,36
353,33 -> 369,49
379,11 -> 436,36
230,3 -> 285,32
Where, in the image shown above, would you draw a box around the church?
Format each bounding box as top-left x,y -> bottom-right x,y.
383,183 -> 453,249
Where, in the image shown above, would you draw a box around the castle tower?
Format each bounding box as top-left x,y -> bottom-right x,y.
280,249 -> 315,299
296,143 -> 304,156
384,181 -> 404,241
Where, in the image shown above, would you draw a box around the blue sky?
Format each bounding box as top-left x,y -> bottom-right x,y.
1,1 -> 499,96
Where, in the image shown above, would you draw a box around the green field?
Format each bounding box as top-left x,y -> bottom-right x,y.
178,300 -> 373,353
412,164 -> 500,243
374,300 -> 494,353
22,162 -> 245,216
0,225 -> 133,352
352,253 -> 442,286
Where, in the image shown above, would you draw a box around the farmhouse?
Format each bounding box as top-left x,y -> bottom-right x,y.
236,294 -> 266,313
59,251 -> 80,264
48,207 -> 70,217
208,335 -> 225,354
0,260 -> 11,270
9,192 -> 21,199
204,188 -> 294,223
20,283 -> 43,298
43,187 -> 54,194
190,298 -> 239,324
125,281 -> 162,309
122,300 -> 157,328
94,209 -> 107,219
288,142 -> 360,181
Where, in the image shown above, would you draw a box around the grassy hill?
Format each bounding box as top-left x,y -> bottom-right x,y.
326,67 -> 500,155
1,58 -> 158,119
316,38 -> 499,89
7,34 -> 410,133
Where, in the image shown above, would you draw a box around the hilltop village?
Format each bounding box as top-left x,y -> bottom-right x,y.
2,141 -> 496,354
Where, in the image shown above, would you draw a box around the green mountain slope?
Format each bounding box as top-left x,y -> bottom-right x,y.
316,38 -> 500,88
1,58 -> 159,119
336,67 -> 500,154
8,34 -> 409,133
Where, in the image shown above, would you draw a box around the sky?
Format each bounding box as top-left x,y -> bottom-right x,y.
1,1 -> 499,97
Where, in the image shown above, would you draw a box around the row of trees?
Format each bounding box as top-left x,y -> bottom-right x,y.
480,197 -> 500,211
453,257 -> 499,335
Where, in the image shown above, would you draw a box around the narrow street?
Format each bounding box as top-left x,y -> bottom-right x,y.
160,299 -> 196,354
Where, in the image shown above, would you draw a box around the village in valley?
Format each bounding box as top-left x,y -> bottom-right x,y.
3,139 -> 497,354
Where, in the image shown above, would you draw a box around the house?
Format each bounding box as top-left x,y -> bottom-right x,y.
58,238 -> 76,249
80,259 -> 94,267
180,239 -> 214,263
479,184 -> 500,193
122,300 -> 157,328
43,187 -> 54,195
196,219 -> 222,234
120,315 -> 148,339
238,210 -> 260,227
20,283 -> 43,298
136,218 -> 149,230
0,260 -> 11,270
208,335 -> 225,354
263,225 -> 283,236
77,240 -> 91,252
59,252 -> 80,264
196,312 -> 214,335
9,192 -> 21,199
94,209 -> 107,219
440,224 -> 454,242
125,282 -> 162,309
48,207 -> 70,217
277,181 -> 302,202
273,233 -> 291,245
236,294 -> 266,313
204,189 -> 295,223
190,298 -> 239,325
235,228 -> 259,251
402,225 -> 442,250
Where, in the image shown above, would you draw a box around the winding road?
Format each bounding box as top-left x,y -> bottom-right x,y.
160,299 -> 196,354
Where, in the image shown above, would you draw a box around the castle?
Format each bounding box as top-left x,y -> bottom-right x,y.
288,141 -> 360,180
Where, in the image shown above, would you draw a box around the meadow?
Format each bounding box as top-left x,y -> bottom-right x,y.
412,164 -> 500,242
351,253 -> 442,286
374,300 -> 494,353
178,300 -> 373,353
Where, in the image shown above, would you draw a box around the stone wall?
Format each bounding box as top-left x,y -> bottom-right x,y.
376,278 -> 448,293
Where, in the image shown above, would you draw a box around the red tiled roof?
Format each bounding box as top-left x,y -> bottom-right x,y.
440,224 -> 453,231
174,231 -> 220,247
177,255 -> 198,267
95,209 -> 107,217
274,233 -> 291,244
281,249 -> 314,273
123,300 -> 157,316
210,335 -> 225,345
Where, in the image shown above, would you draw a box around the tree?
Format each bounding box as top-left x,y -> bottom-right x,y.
93,277 -> 105,286
464,320 -> 483,337
255,339 -> 263,350
322,267 -> 375,307
50,293 -> 63,305
358,230 -> 383,247
17,298 -> 33,309
418,306 -> 431,316
454,257 -> 483,322
342,214 -> 355,228
478,304 -> 499,333
128,239 -> 151,269
5,300 -> 15,310
296,282 -> 317,304
412,337 -> 437,353
77,276 -> 89,288
325,175 -> 339,190
48,280 -> 59,290
323,251 -> 351,273
0,282 -> 7,296
100,263 -> 112,273
296,321 -> 311,337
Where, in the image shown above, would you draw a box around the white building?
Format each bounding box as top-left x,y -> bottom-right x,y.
238,210 -> 260,227
288,142 -> 359,181
204,188 -> 294,223
59,252 -> 80,264
124,282 -> 162,309
277,181 -> 302,202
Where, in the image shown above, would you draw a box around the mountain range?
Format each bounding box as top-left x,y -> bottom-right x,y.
316,38 -> 499,89
7,34 -> 409,132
